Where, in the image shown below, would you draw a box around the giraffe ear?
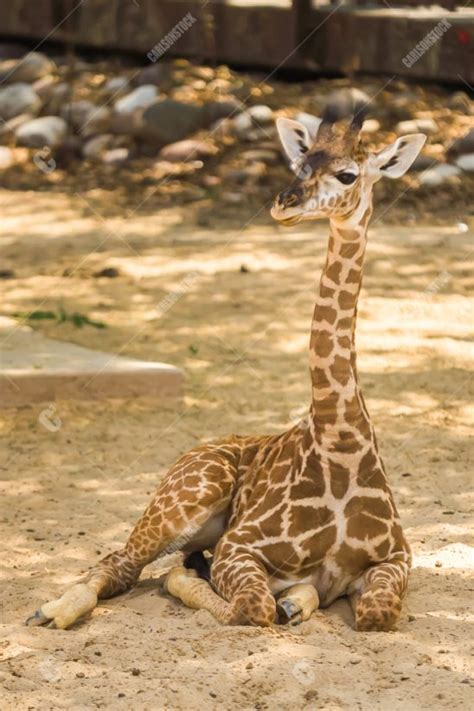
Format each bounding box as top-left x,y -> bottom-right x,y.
368,134 -> 426,179
276,117 -> 315,174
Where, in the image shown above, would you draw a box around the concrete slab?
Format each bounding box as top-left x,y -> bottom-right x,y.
0,317 -> 183,407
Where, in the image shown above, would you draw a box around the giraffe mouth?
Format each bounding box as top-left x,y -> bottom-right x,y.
279,215 -> 302,226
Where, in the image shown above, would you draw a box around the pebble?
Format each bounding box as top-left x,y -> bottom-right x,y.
361,118 -> 381,134
61,99 -> 96,129
44,81 -> 69,115
82,133 -> 113,160
415,118 -> 439,134
396,118 -> 438,134
418,163 -> 461,187
115,85 -> 158,114
248,104 -> 273,124
410,154 -> 438,172
455,153 -> 474,172
233,112 -> 253,137
448,128 -> 474,157
222,191 -> 243,203
0,145 -> 14,168
80,106 -> 111,137
0,112 -> 35,138
15,115 -> 67,148
447,91 -> 472,114
241,148 -> 280,165
159,138 -> 217,162
102,147 -> 129,164
0,268 -> 15,279
94,267 -> 120,278
0,83 -> 41,120
102,76 -> 129,95
0,52 -> 55,83
140,99 -> 204,145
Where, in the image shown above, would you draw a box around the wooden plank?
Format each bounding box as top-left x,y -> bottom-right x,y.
305,7 -> 474,84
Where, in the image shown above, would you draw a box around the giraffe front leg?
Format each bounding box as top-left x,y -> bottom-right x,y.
276,584 -> 319,626
26,548 -> 142,629
349,558 -> 409,632
26,443 -> 237,629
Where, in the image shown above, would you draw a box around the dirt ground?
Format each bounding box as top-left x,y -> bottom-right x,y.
0,189 -> 473,710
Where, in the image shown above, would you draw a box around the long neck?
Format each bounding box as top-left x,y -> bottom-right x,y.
309,199 -> 373,436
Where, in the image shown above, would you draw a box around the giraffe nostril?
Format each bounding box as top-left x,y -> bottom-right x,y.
279,187 -> 303,208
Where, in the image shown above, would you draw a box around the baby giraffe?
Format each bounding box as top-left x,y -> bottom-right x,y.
27,97 -> 425,632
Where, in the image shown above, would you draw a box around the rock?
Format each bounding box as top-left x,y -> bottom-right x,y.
0,146 -> 14,169
203,99 -> 243,124
0,112 -> 35,138
226,163 -> 266,184
15,116 -> 67,148
102,76 -> 129,95
0,52 -> 55,83
418,163 -> 461,187
396,118 -> 437,134
32,74 -> 58,102
115,85 -> 157,114
410,154 -> 438,172
80,106 -> 112,137
361,118 -> 380,134
108,110 -> 140,137
159,138 -> 218,162
94,267 -> 120,278
455,153 -> 474,172
415,118 -> 438,134
102,147 -> 129,164
347,87 -> 372,106
448,128 -> 474,158
55,135 -> 82,167
233,112 -> 253,137
82,134 -> 113,160
447,91 -> 472,114
248,105 -> 273,124
241,148 -> 280,165
61,100 -> 96,129
135,62 -> 171,87
0,268 -> 15,279
45,81 -> 69,115
222,191 -> 243,204
0,83 -> 41,120
140,99 -> 205,145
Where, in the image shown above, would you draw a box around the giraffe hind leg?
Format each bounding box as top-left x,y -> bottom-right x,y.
165,548 -> 277,627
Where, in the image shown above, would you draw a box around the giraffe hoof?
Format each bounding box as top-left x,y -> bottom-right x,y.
25,609 -> 51,627
276,599 -> 302,626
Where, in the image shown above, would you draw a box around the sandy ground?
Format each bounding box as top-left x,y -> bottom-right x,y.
0,191 -> 473,710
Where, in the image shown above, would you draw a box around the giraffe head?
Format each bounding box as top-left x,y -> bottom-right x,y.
271,96 -> 426,225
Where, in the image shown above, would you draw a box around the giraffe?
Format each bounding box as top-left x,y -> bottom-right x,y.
26,96 -> 426,632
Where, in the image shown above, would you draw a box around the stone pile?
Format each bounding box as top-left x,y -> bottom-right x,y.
0,48 -> 472,210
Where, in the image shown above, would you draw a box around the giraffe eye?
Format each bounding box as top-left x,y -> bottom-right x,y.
336,172 -> 357,185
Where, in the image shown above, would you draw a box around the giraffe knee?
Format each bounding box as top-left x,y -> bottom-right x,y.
355,586 -> 402,632
230,591 -> 276,627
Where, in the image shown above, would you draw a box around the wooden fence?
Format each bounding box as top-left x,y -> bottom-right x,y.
0,1 -> 473,83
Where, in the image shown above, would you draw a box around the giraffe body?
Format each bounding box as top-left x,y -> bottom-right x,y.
26,94 -> 425,631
